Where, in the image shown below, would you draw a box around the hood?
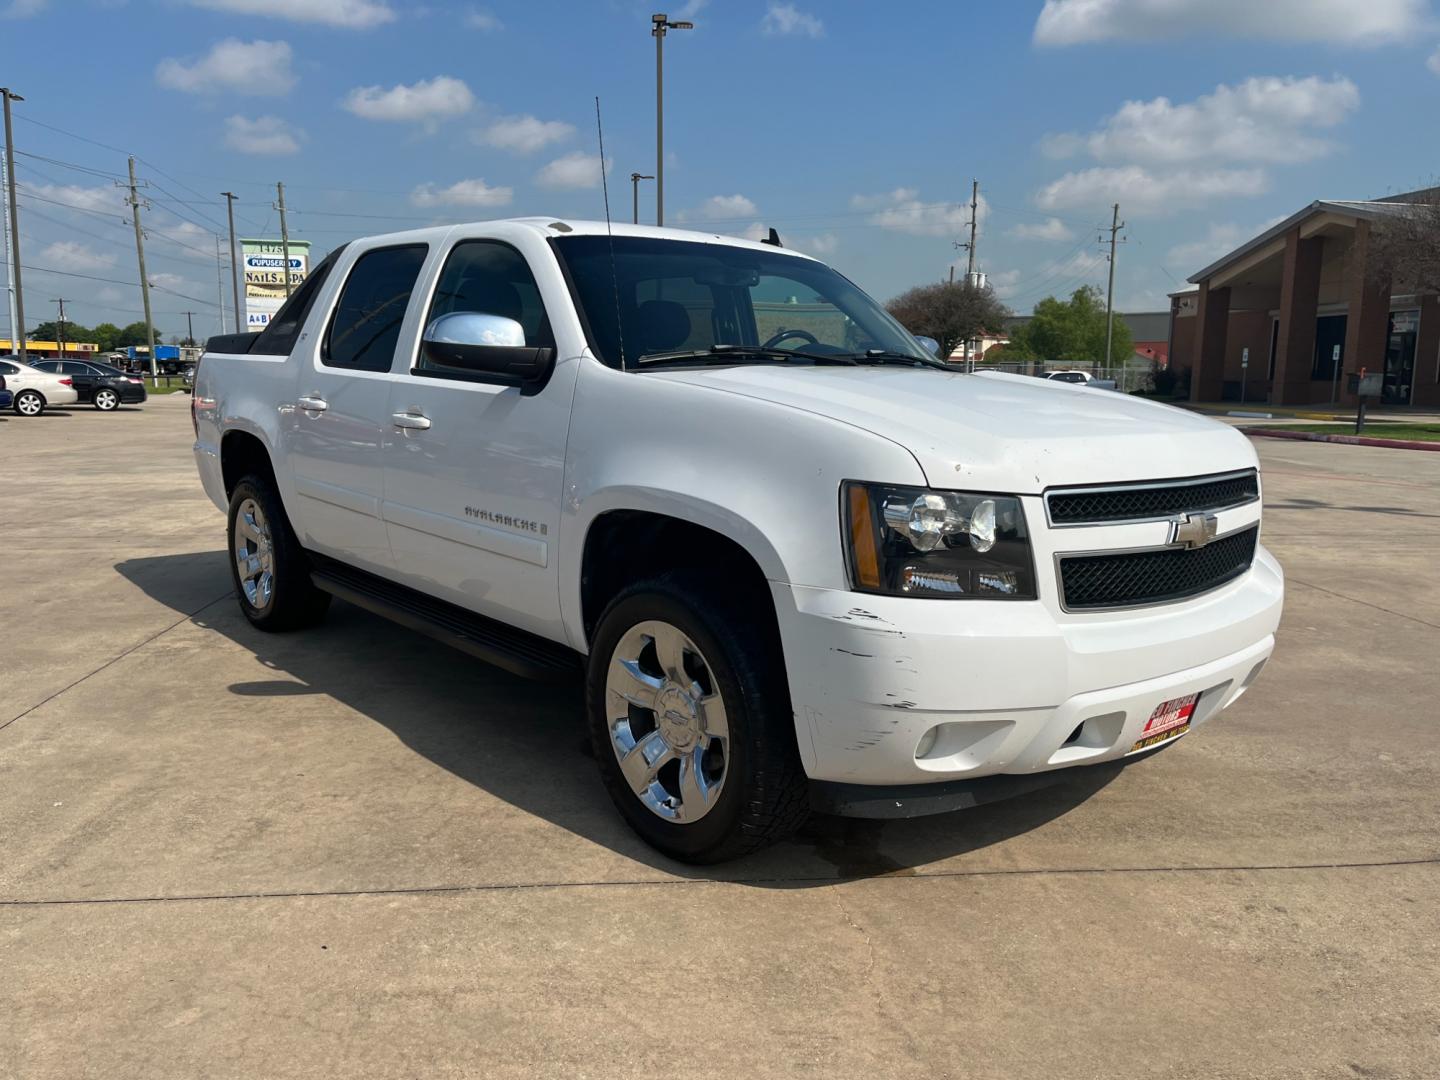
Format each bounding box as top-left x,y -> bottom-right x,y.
651,366 -> 1254,492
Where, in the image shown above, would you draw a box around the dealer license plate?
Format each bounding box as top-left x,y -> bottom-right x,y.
1130,692 -> 1199,753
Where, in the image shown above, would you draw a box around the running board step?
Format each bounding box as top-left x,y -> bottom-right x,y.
309,556 -> 581,683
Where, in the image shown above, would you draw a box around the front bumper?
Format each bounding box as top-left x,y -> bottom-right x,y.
771,544 -> 1283,790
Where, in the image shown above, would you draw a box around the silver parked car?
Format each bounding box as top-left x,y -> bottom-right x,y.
0,356 -> 81,416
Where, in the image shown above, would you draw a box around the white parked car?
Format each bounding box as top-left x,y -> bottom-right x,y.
192,220 -> 1283,862
0,356 -> 80,416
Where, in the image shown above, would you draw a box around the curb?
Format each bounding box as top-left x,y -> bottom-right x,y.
1242,428 -> 1440,452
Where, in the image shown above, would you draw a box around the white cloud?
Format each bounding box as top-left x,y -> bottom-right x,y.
1166,217 -> 1287,268
223,115 -> 303,155
793,233 -> 839,256
1429,46 -> 1440,75
156,39 -> 295,96
850,187 -> 987,237
1036,166 -> 1268,216
474,114 -> 574,154
343,76 -> 473,125
1043,76 -> 1360,167
21,182 -> 121,214
410,178 -> 513,208
1034,0 -> 1426,45
985,269 -> 1023,297
186,0 -> 394,28
37,241 -> 116,272
152,221 -> 211,245
674,0 -> 707,17
2,0 -> 48,18
535,151 -> 611,190
149,272 -> 190,291
762,2 -> 823,37
464,8 -> 501,30
1009,217 -> 1075,242
698,194 -> 758,219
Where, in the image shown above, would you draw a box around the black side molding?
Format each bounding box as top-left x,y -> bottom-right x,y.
308,555 -> 581,683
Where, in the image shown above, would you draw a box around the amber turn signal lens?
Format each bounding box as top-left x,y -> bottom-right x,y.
848,484 -> 881,589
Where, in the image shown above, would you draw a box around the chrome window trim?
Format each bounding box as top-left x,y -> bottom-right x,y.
1044,468 -> 1260,528
1052,522 -> 1259,614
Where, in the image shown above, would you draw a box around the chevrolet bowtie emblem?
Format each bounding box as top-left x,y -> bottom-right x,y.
1168,511 -> 1219,549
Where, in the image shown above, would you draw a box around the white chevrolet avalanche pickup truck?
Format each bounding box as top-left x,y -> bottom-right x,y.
192,219 -> 1283,862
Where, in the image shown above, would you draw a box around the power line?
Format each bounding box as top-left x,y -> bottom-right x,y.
21,263 -> 220,309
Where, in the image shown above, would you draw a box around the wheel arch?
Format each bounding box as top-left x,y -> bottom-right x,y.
575,501 -> 784,653
220,426 -> 279,499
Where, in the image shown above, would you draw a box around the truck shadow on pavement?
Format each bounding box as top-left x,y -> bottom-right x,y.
117,551 -> 1122,886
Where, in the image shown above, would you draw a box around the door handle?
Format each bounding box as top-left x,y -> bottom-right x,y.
392,412 -> 431,431
296,395 -> 328,412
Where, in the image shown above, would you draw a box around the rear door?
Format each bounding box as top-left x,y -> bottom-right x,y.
285,241 -> 430,575
379,230 -> 578,640
60,361 -> 103,401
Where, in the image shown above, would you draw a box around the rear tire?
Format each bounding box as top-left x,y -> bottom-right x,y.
227,474 -> 331,632
94,388 -> 120,411
14,390 -> 44,417
585,570 -> 809,863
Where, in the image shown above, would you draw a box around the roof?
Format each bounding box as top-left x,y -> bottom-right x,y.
331,217 -> 823,260
1187,197 -> 1419,284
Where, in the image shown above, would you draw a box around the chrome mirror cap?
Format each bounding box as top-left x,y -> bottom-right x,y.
423,312 -> 526,349
914,335 -> 941,356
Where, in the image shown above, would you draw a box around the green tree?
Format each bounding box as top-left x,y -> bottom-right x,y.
118,321 -> 161,348
91,323 -> 124,352
1009,286 -> 1134,367
30,320 -> 94,343
886,280 -> 1012,360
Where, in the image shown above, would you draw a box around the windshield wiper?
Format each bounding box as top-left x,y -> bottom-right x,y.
635,344 -> 859,368
841,349 -> 954,371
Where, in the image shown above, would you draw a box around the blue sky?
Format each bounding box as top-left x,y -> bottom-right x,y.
3,0 -> 1439,342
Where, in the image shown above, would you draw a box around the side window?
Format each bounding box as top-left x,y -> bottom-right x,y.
253,247 -> 343,356
418,240 -> 552,374
0,361 -> 18,374
323,244 -> 428,372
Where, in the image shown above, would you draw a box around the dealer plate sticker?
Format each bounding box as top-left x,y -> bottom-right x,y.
1131,692 -> 1199,753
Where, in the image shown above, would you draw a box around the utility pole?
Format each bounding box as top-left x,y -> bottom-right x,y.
952,179 -> 981,363
630,172 -> 653,225
214,233 -> 227,336
51,297 -> 67,357
1,145 -> 17,353
221,191 -> 241,331
181,310 -> 195,347
274,181 -> 292,298
652,13 -> 692,227
121,156 -> 157,384
1101,202 -> 1126,384
2,87 -> 26,360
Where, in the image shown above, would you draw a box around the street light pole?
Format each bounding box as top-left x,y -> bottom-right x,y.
651,13 -> 692,228
630,172 -> 654,224
2,87 -> 26,361
221,191 -> 241,333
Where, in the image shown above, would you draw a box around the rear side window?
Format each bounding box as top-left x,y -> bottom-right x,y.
0,361 -> 19,374
323,245 -> 428,372
253,246 -> 344,356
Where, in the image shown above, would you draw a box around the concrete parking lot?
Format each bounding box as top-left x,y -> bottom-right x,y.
3,394 -> 1437,1079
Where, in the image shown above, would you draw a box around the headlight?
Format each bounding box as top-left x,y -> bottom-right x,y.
843,482 -> 1036,600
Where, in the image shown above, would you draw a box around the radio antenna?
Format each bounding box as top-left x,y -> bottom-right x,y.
595,96 -> 627,371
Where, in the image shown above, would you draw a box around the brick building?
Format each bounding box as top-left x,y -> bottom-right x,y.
1169,190 -> 1439,407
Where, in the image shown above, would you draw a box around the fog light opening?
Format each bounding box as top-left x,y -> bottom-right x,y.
1063,723 -> 1085,746
914,727 -> 940,760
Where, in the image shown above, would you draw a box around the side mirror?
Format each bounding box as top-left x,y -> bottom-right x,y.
420,312 -> 555,392
914,335 -> 941,357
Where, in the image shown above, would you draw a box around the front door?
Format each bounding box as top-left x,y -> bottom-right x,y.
1384,310 -> 1418,405
380,234 -> 577,642
286,242 -> 430,575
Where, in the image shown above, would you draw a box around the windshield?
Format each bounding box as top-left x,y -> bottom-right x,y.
554,236 -> 930,369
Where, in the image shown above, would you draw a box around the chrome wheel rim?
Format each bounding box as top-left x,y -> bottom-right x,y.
605,620 -> 729,824
17,393 -> 41,415
96,390 -> 117,409
233,497 -> 275,610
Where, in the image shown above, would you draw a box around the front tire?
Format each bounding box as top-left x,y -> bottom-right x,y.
14,390 -> 44,417
227,474 -> 330,632
94,388 -> 120,411
586,571 -> 808,863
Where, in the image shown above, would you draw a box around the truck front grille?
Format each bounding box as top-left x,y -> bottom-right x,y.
1047,470 -> 1258,526
1058,526 -> 1259,611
